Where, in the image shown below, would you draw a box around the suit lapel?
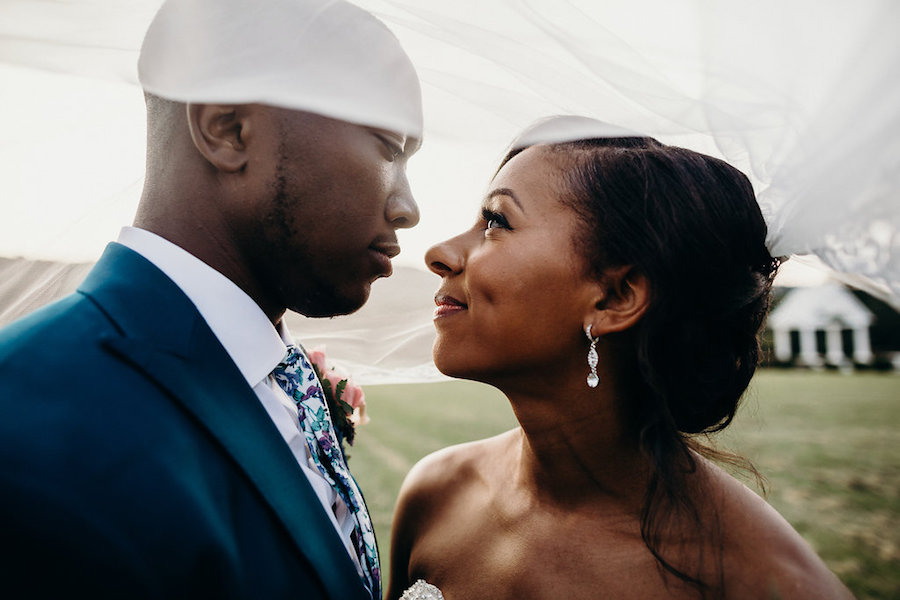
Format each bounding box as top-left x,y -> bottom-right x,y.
80,243 -> 370,600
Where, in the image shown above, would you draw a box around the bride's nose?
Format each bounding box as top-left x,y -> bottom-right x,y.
425,232 -> 468,276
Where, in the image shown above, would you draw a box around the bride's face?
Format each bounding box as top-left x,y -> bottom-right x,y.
425,146 -> 598,383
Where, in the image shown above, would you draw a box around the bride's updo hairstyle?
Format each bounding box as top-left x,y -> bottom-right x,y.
550,136 -> 778,431
500,132 -> 779,591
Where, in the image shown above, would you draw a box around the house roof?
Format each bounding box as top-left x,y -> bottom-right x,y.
769,283 -> 875,329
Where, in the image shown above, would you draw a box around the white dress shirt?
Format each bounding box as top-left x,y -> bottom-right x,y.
117,227 -> 361,572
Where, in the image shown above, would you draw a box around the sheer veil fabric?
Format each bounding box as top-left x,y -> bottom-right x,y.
1,0 -> 898,382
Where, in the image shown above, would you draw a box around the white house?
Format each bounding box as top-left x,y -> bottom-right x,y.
768,283 -> 875,368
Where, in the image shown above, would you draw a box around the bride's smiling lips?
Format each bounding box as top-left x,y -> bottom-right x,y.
433,293 -> 467,318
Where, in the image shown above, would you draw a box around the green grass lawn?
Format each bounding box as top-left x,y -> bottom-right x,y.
349,370 -> 900,599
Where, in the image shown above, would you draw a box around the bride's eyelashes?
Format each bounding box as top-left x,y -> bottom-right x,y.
481,208 -> 513,232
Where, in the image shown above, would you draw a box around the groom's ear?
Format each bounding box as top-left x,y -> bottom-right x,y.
186,103 -> 250,173
588,265 -> 650,335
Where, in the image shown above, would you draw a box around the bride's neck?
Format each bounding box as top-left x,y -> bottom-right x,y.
505,377 -> 649,509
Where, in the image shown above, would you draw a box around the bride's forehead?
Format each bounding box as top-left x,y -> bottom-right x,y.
492,147 -> 570,199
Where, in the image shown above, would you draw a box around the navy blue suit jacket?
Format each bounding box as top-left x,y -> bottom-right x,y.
0,243 -> 371,600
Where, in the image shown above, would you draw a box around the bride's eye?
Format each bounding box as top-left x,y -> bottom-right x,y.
481,208 -> 512,231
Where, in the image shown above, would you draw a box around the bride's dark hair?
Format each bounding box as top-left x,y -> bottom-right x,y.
500,136 -> 779,594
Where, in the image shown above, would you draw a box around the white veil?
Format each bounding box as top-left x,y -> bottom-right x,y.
1,0 -> 898,382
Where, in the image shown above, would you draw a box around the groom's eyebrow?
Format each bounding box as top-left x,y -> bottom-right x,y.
485,188 -> 524,212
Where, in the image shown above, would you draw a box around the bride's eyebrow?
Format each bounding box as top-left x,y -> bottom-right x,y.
484,187 -> 525,213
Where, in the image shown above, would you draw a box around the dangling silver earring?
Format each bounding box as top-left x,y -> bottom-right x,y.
585,324 -> 600,388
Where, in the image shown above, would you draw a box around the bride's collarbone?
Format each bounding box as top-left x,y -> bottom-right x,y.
486,474 -> 642,530
424,494 -> 645,565
415,536 -> 691,600
410,491 -> 714,599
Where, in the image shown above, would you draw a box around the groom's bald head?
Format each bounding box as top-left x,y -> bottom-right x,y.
138,0 -> 422,138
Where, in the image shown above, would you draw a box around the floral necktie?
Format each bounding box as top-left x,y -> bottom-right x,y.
272,345 -> 380,599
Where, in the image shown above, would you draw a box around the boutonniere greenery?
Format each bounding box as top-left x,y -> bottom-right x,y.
309,349 -> 369,453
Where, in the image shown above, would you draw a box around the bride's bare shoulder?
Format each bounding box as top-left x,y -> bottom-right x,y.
700,460 -> 854,599
399,428 -> 519,500
388,428 -> 519,589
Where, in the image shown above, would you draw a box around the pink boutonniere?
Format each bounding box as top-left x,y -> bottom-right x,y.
308,349 -> 368,449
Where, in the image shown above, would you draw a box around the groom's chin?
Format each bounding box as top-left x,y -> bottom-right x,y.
289,283 -> 371,319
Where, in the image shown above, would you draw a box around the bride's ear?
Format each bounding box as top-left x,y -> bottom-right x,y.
587,265 -> 650,335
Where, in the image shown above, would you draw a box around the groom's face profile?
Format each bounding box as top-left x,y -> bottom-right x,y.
238,107 -> 420,319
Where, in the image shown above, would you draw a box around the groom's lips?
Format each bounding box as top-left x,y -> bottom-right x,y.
368,240 -> 400,277
370,241 -> 400,259
433,293 -> 467,318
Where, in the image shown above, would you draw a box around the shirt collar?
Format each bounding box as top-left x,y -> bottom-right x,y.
117,226 -> 290,386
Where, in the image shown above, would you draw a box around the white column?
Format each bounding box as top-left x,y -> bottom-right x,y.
773,327 -> 793,362
799,327 -> 821,366
853,327 -> 873,364
825,324 -> 845,366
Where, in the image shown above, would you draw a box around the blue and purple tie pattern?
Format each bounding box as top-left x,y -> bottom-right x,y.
272,345 -> 380,599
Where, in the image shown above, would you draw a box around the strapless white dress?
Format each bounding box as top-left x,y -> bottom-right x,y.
400,579 -> 444,600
